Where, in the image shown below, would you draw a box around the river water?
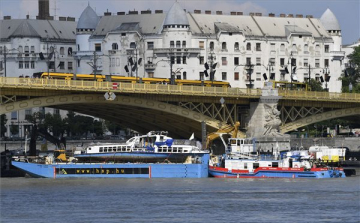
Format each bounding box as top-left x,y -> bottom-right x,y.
1,176 -> 359,223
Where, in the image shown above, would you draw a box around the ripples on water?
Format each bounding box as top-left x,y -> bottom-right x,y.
1,177 -> 359,223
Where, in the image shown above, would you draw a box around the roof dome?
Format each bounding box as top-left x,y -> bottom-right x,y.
77,5 -> 99,29
320,8 -> 340,31
164,2 -> 189,26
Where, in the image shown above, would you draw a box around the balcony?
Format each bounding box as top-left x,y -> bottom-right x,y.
330,51 -> 345,60
154,47 -> 201,55
144,63 -> 156,70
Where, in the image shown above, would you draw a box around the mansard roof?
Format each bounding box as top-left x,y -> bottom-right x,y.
164,2 -> 189,26
77,5 -> 100,29
0,19 -> 76,40
320,8 -> 340,31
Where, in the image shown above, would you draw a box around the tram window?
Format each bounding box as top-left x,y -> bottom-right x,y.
173,148 -> 178,153
158,148 -> 162,152
122,147 -> 125,152
272,162 -> 278,167
253,163 -> 259,169
178,149 -> 182,153
183,150 -> 188,153
104,149 -> 107,152
113,148 -> 116,152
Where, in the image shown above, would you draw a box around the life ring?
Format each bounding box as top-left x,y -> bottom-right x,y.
294,164 -> 299,168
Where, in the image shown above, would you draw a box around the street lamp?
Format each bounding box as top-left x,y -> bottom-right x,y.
234,63 -> 254,89
349,82 -> 353,93
1,46 -> 21,77
288,52 -> 296,90
262,62 -> 274,82
155,59 -> 175,85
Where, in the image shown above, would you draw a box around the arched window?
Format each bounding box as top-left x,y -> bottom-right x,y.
112,43 -> 118,50
222,42 -> 227,50
210,41 -> 214,50
304,44 -> 308,52
280,44 -> 285,51
182,41 -> 186,48
60,47 -> 65,55
130,42 -> 136,49
234,42 -> 239,50
183,71 -> 187,80
246,43 -> 251,51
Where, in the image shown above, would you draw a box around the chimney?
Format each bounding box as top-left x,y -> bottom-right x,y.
38,0 -> 50,20
59,16 -> 66,21
194,10 -> 201,14
141,10 -> 151,14
205,10 -> 211,14
4,16 -> 11,20
104,9 -> 111,16
296,14 -> 303,18
280,14 -> 286,17
237,12 -> 243,15
231,12 -> 237,15
47,16 -> 54,20
67,17 -> 75,22
287,14 -> 294,18
128,11 -> 138,15
255,13 -> 262,16
306,15 -> 313,18
269,13 -> 275,17
249,12 -> 255,16
117,12 -> 125,15
216,11 -> 222,15
155,10 -> 163,14
26,15 -> 30,19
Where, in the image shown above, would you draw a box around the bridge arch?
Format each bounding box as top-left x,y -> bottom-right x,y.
280,107 -> 360,133
1,94 -> 228,138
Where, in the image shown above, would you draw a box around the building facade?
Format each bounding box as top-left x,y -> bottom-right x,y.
76,3 -> 345,92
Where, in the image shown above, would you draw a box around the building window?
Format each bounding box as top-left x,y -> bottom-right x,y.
222,72 -> 227,80
147,42 -> 154,50
24,61 -> 29,69
222,57 -> 227,66
183,72 -> 187,80
60,47 -> 65,55
148,72 -> 154,78
278,44 -> 285,53
304,44 -> 308,52
210,42 -> 214,50
256,72 -> 261,81
68,61 -> 73,70
95,43 -> 101,51
176,41 -> 181,48
170,41 -> 174,48
256,43 -> 261,51
54,109 -> 60,115
59,61 -> 65,69
325,45 -> 329,53
256,57 -> 261,66
49,62 -> 55,69
182,41 -> 186,48
246,57 -> 251,65
11,111 -> 17,120
25,109 -> 32,120
77,59 -> 80,67
270,58 -> 275,66
292,44 -> 297,51
234,72 -> 239,81
182,56 -> 187,64
324,59 -> 329,67
222,42 -> 227,50
112,43 -> 118,50
315,59 -> 320,68
280,58 -> 285,66
24,46 -> 29,56
234,57 -> 239,65
315,44 -> 320,52
171,56 -> 175,65
0,46 -> 2,54
30,61 -> 35,69
77,44 -> 80,51
234,42 -> 239,51
176,56 -> 181,64
271,43 -> 275,51
200,72 -> 204,81
246,43 -> 251,51
31,46 -> 35,53
304,58 -> 308,67
0,61 -> 3,70
199,41 -> 204,49
19,46 -> 23,53
199,56 -> 204,65
68,47 -> 73,55
130,42 -> 136,49
19,61 -> 23,69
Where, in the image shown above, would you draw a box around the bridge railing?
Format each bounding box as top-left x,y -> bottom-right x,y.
278,89 -> 360,102
0,77 -> 262,98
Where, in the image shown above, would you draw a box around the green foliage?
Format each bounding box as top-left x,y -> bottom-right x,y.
0,114 -> 7,137
10,125 -> 19,135
340,45 -> 360,92
105,120 -> 123,135
64,111 -> 103,138
308,78 -> 324,91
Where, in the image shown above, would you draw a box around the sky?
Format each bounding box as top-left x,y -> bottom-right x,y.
0,0 -> 359,44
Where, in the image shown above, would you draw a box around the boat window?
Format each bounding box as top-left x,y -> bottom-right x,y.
158,148 -> 162,152
183,150 -> 188,153
122,147 -> 126,152
100,147 -> 103,150
127,147 -> 131,151
99,148 -> 103,152
113,148 -> 116,152
272,162 -> 278,167
117,148 -> 121,152
253,163 -> 259,169
173,148 -> 178,153
88,147 -> 91,150
230,139 -> 236,144
244,163 -> 248,169
178,148 -> 182,153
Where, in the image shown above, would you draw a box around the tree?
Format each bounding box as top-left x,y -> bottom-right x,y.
0,114 -> 7,137
341,45 -> 360,93
105,120 -> 123,135
308,78 -> 324,91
